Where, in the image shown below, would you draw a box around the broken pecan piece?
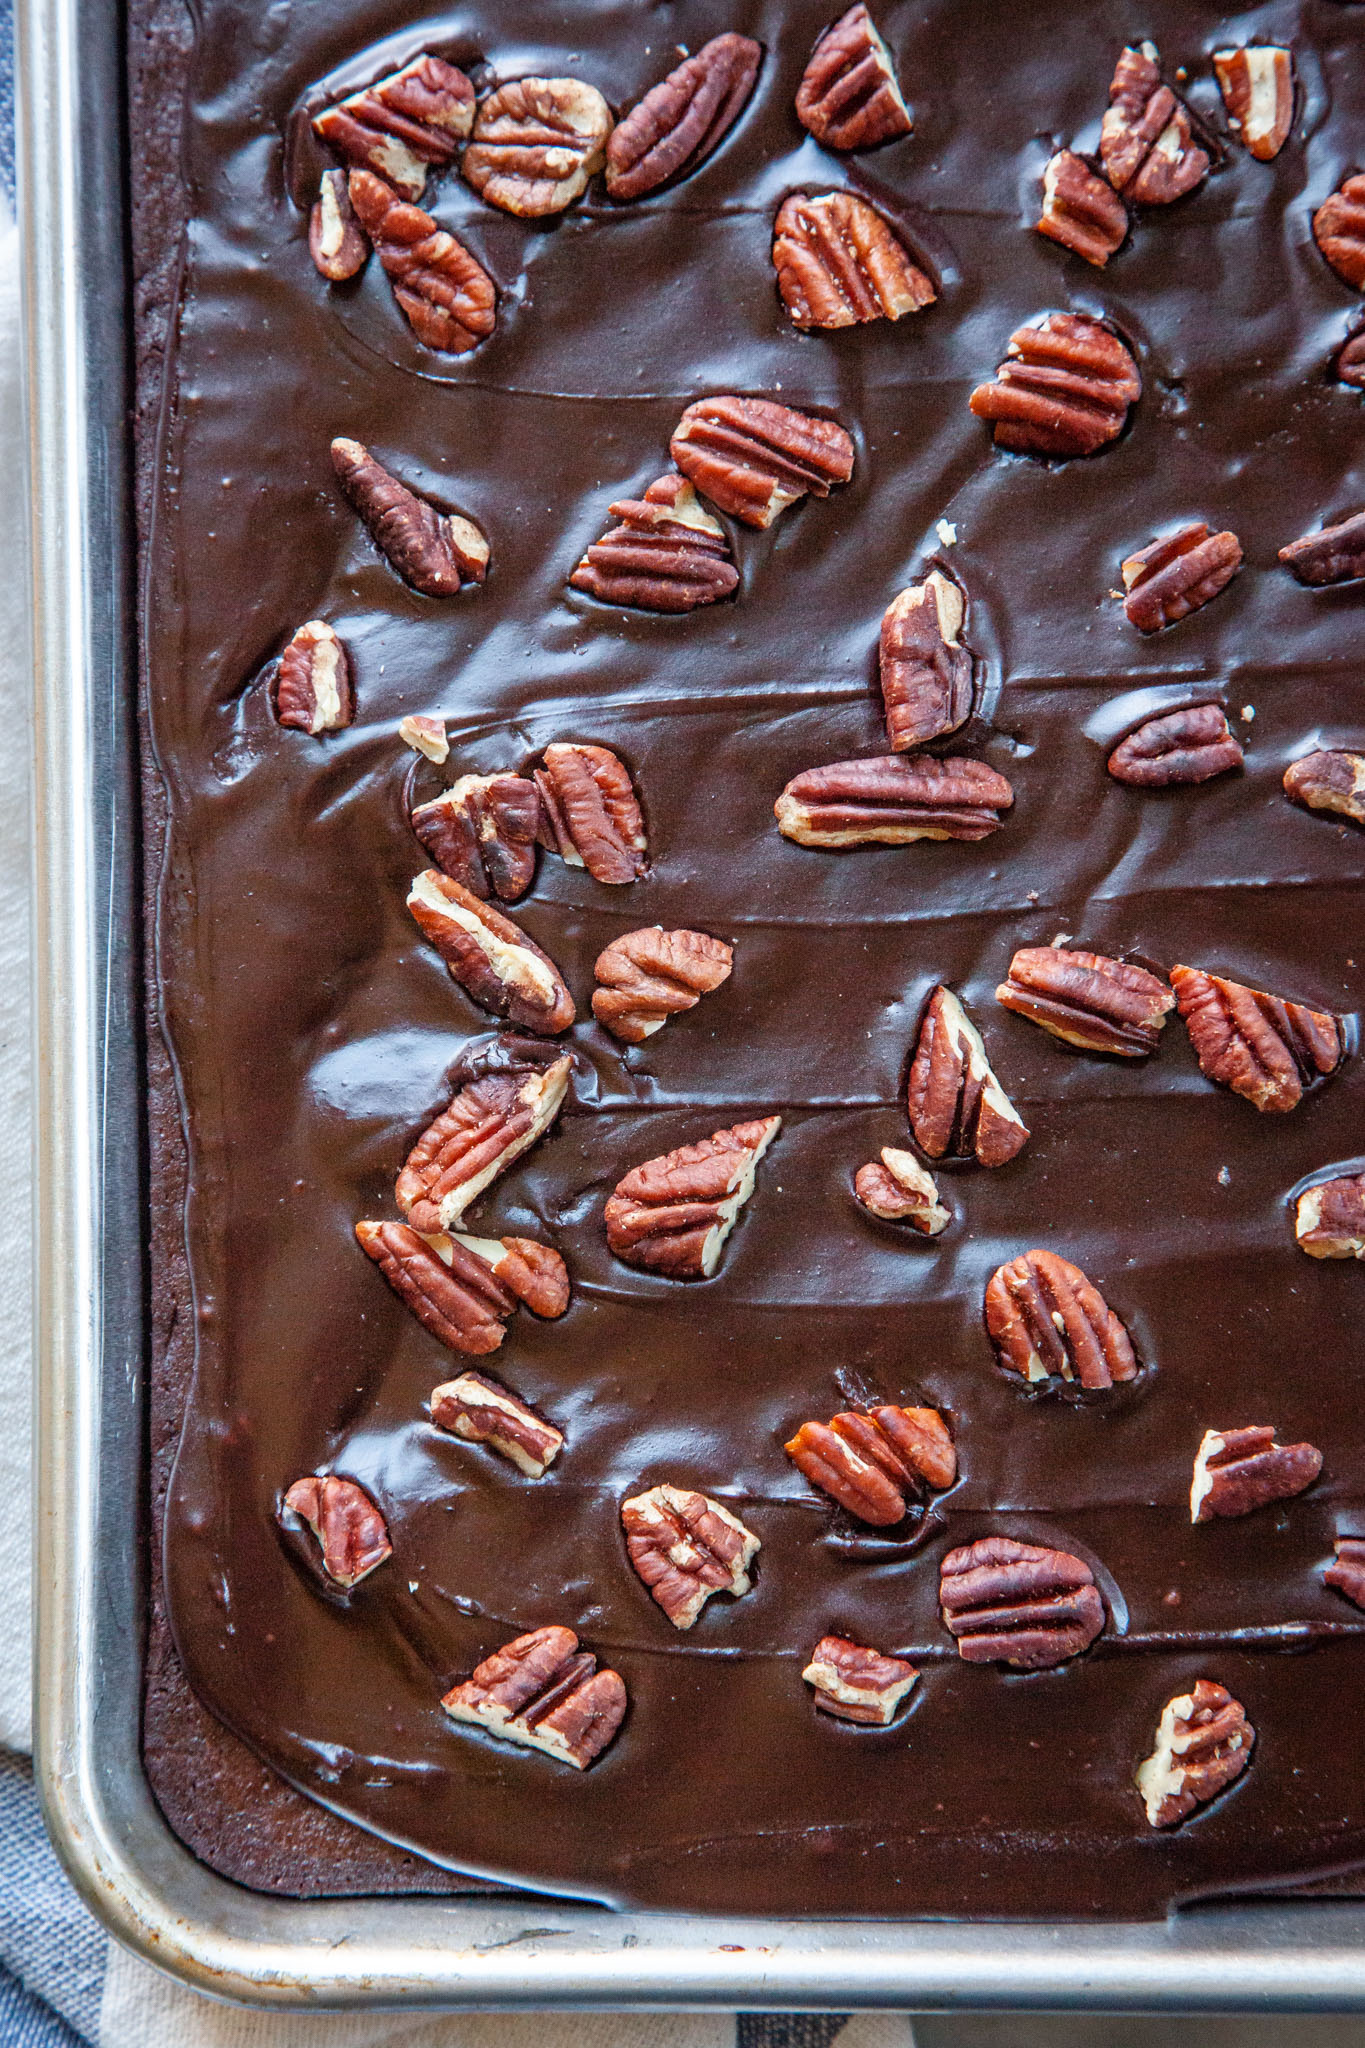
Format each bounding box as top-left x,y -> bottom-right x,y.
450,1233 -> 569,1318
1121,523 -> 1243,632
786,1405 -> 955,1527
1337,325 -> 1365,388
1108,705 -> 1244,787
1314,174 -> 1365,290
396,1043 -> 571,1232
1170,963 -> 1343,1113
407,870 -> 575,1034
803,1636 -> 918,1725
795,4 -> 912,151
986,1248 -> 1137,1392
313,54 -> 475,200
776,755 -> 1013,847
412,773 -> 541,902
773,192 -> 935,330
399,713 -> 448,762
282,1475 -> 392,1587
907,986 -> 1029,1167
604,1116 -> 780,1278
346,169 -> 496,356
939,1536 -> 1105,1670
1036,151 -> 1128,267
463,77 -> 613,217
970,312 -> 1140,459
879,570 -> 973,751
272,619 -> 353,734
1214,46 -> 1293,161
996,945 -> 1174,1056
1191,1425 -> 1323,1521
853,1149 -> 949,1235
670,396 -> 855,529
309,169 -> 370,280
606,33 -> 761,199
442,1626 -> 626,1769
1279,509 -> 1365,587
1136,1681 -> 1254,1828
1100,43 -> 1209,204
569,473 -> 738,613
592,927 -> 733,1044
1295,1172 -> 1365,1260
1285,749 -> 1365,822
357,1218 -> 520,1355
534,743 -> 647,883
430,1370 -> 565,1477
331,438 -> 489,594
621,1485 -> 760,1629
1325,1535 -> 1365,1608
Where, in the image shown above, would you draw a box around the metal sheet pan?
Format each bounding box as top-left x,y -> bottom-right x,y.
19,0 -> 1365,2007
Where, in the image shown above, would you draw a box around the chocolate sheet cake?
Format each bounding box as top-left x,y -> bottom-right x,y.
135,0 -> 1365,1913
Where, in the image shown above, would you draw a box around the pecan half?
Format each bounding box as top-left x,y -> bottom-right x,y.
621,1485 -> 760,1628
970,312 -> 1140,459
1337,326 -> 1365,388
604,1116 -> 780,1277
309,169 -> 370,280
347,169 -> 496,357
569,473 -> 738,614
670,396 -> 855,529
795,4 -> 912,151
462,78 -> 613,218
396,1043 -> 571,1232
1325,1535 -> 1365,1608
1295,1172 -> 1365,1260
853,1149 -> 949,1235
773,191 -> 935,330
282,1475 -> 392,1587
534,743 -> 647,883
1136,1681 -> 1254,1828
592,927 -> 733,1044
785,1405 -> 955,1527
1285,749 -> 1365,823
1121,523 -> 1243,632
430,1370 -> 565,1477
313,54 -> 476,200
407,870 -> 575,1034
1107,705 -> 1244,787
985,1248 -> 1137,1392
879,570 -> 973,751
939,1536 -> 1105,1669
412,773 -> 540,902
1170,963 -> 1343,1113
272,619 -> 353,734
907,986 -> 1029,1167
1279,509 -> 1365,587
331,438 -> 489,594
803,1636 -> 918,1725
442,1626 -> 626,1769
356,1218 -> 520,1355
1314,174 -> 1365,290
776,755 -> 1013,847
1214,47 -> 1293,161
606,33 -> 761,200
1191,1425 -> 1323,1522
996,945 -> 1174,1056
399,713 -> 448,762
1036,151 -> 1128,267
1100,43 -> 1209,204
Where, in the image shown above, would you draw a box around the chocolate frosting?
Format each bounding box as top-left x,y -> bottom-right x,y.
153,0 -> 1365,1915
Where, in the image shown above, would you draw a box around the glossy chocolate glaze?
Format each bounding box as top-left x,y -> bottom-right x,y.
152,0 -> 1365,1915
